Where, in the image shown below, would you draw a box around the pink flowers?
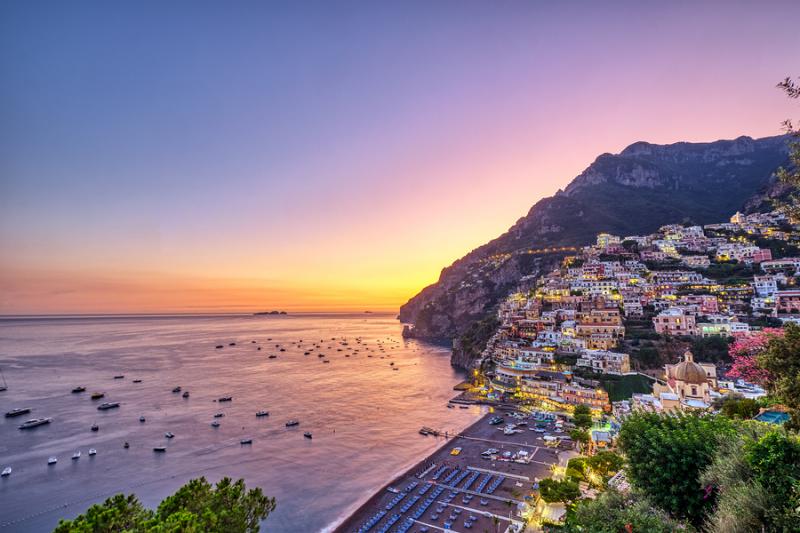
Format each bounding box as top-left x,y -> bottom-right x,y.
727,328 -> 784,385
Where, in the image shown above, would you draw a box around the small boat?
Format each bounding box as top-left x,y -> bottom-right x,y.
0,368 -> 7,392
139,416 -> 146,422
133,379 -> 142,383
285,419 -> 299,427
18,417 -> 51,429
268,355 -> 277,359
91,392 -> 105,400
97,402 -> 120,411
123,442 -> 130,449
318,354 -> 325,358
114,375 -> 124,380
229,342 -> 236,346
304,432 -> 312,439
240,438 -> 252,445
48,456 -> 57,465
218,396 -> 232,402
323,360 -> 330,364
1,467 -> 11,477
153,446 -> 166,453
5,407 -> 31,418
215,345 -> 224,349
182,391 -> 190,398
257,347 -> 261,351
211,421 -> 220,428
71,386 -> 86,393
165,432 -> 174,439
213,413 -> 225,418
72,451 -> 81,460
88,449 -> 97,456
459,405 -> 469,409
91,424 -> 99,431
256,411 -> 269,417
172,386 -> 182,393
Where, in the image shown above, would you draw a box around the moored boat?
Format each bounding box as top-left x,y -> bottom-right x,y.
285,419 -> 299,427
172,386 -> 181,393
114,375 -> 124,379
256,410 -> 269,417
153,446 -> 166,453
5,407 -> 31,418
211,421 -> 220,427
218,396 -> 232,402
304,432 -> 312,439
240,438 -> 252,445
1,467 -> 11,477
18,417 -> 51,429
91,424 -> 99,431
48,456 -> 57,465
71,386 -> 86,393
139,416 -> 146,422
97,402 -> 120,411
88,448 -> 97,456
165,432 -> 174,439
182,391 -> 190,398
72,451 -> 81,460
91,392 -> 105,400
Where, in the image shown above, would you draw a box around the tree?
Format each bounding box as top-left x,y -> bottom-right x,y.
585,451 -> 624,479
618,412 -> 735,525
54,477 -> 276,533
569,429 -> 590,452
701,423 -> 800,532
716,394 -> 761,420
572,404 -> 593,430
562,489 -> 693,533
774,76 -> 800,220
538,478 -> 581,506
726,328 -> 784,385
757,322 -> 800,429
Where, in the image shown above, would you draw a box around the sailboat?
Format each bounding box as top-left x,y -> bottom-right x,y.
0,368 -> 7,392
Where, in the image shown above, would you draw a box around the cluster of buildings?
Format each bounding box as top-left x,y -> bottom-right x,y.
479,209 -> 799,415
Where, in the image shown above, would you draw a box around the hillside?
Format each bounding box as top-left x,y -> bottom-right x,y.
400,135 -> 791,357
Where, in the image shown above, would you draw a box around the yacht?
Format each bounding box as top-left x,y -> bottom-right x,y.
304,432 -> 312,439
218,396 -> 232,402
153,446 -> 166,453
97,402 -> 120,411
255,410 -> 269,417
48,457 -> 58,465
88,449 -> 97,456
285,419 -> 299,427
72,451 -> 81,460
165,432 -> 174,439
114,375 -> 124,380
71,386 -> 86,393
18,417 -> 51,429
139,416 -> 146,422
240,438 -> 252,445
5,407 -> 31,418
91,392 -> 105,400
133,379 -> 142,383
1,467 -> 11,477
172,386 -> 182,393
268,355 -> 277,359
211,421 -> 220,428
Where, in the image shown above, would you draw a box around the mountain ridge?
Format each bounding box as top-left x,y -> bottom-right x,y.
399,134 -> 791,359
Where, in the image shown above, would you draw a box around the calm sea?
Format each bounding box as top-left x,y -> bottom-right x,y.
0,313 -> 482,532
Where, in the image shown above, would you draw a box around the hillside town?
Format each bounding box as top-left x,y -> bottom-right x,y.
474,209 -> 798,429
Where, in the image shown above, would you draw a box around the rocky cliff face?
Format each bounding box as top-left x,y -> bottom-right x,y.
401,135 -> 790,368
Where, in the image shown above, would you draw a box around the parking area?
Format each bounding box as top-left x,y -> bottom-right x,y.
337,411 -> 565,533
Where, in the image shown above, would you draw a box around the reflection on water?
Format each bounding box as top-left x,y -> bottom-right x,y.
0,314 -> 482,532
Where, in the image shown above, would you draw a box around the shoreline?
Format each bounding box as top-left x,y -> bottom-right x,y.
330,410 -> 497,533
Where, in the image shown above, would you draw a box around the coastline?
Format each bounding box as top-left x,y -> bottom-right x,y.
329,412 -> 492,533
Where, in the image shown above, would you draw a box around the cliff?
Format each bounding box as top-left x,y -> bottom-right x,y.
400,134 -> 791,368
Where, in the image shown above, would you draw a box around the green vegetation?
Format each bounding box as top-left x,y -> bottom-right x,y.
53,477 -> 275,533
690,335 -> 731,364
618,412 -> 736,524
456,313 -> 500,367
757,322 -> 800,429
561,489 -> 691,533
596,373 -> 654,401
571,404 -> 592,430
715,394 -> 761,420
538,478 -> 581,506
775,76 -> 800,220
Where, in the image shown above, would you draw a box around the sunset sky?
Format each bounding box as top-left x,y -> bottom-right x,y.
2,1 -> 799,314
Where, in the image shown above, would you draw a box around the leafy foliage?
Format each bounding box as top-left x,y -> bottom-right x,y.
774,76 -> 800,220
538,478 -> 581,505
757,323 -> 800,429
716,394 -> 761,420
618,412 -> 735,524
561,489 -> 692,533
53,477 -> 275,533
571,404 -> 592,430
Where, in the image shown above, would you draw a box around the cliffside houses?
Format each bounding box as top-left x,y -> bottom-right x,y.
481,208 -> 800,416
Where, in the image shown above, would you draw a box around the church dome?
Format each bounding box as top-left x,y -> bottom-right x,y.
673,350 -> 707,384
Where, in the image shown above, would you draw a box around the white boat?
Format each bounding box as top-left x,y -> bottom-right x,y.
139,416 -> 146,422
88,449 -> 97,456
18,417 -> 51,429
72,451 -> 81,460
240,438 -> 252,445
48,456 -> 57,465
1,467 -> 11,477
211,421 -> 220,427
165,432 -> 174,439
285,419 -> 299,427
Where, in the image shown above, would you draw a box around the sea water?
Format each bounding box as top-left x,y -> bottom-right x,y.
0,313 -> 482,532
